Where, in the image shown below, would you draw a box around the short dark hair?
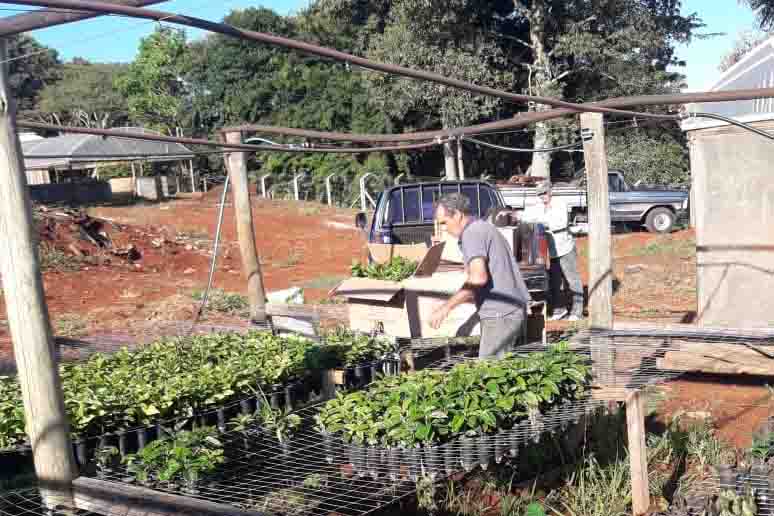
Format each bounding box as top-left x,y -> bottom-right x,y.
435,192 -> 473,216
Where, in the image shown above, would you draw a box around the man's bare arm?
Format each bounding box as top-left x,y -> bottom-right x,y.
429,258 -> 488,329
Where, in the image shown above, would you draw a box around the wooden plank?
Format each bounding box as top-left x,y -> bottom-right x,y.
581,112 -> 613,330
0,38 -> 78,507
224,131 -> 268,323
626,391 -> 650,515
73,477 -> 262,516
658,352 -> 774,376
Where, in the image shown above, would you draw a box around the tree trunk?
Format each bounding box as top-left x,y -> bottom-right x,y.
526,0 -> 552,179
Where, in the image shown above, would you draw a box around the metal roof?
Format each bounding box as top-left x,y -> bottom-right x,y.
22,127 -> 195,171
683,37 -> 774,131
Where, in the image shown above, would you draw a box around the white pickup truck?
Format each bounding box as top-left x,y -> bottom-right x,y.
497,169 -> 689,234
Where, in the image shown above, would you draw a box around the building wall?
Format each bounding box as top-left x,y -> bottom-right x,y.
688,120 -> 774,327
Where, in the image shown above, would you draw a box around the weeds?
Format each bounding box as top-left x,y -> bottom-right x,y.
38,243 -> 82,272
276,250 -> 302,268
55,313 -> 88,337
299,205 -> 322,217
684,416 -> 735,468
631,236 -> 695,258
190,289 -> 249,316
550,455 -> 631,516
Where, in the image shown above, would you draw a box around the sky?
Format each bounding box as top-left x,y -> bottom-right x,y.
5,0 -> 764,92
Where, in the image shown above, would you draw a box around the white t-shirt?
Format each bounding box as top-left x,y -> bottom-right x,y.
520,201 -> 575,258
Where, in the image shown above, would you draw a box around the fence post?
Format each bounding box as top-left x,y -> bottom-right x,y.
189,159 -> 197,193
359,173 -> 374,212
224,130 -> 268,323
293,172 -> 305,202
325,173 -> 337,206
0,38 -> 78,508
261,174 -> 271,198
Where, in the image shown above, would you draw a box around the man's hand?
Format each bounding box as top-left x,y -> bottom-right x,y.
429,303 -> 450,330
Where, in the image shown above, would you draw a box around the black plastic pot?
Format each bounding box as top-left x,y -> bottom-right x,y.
408,447 -> 420,481
323,433 -> 334,464
461,437 -> 475,472
494,432 -> 506,464
136,428 -> 148,450
477,436 -> 492,470
424,446 -> 440,480
388,447 -> 402,481
240,399 -> 253,416
284,385 -> 294,410
368,446 -> 380,479
443,443 -> 456,475
270,389 -> 282,410
73,439 -> 88,467
216,408 -> 226,432
370,363 -> 379,383
117,432 -> 127,458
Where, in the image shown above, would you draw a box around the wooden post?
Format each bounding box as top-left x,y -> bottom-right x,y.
580,112 -> 613,329
627,390 -> 650,515
0,38 -> 78,507
189,159 -> 197,193
443,141 -> 458,180
224,130 -> 267,323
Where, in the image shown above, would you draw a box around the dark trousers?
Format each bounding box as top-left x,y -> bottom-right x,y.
549,248 -> 584,317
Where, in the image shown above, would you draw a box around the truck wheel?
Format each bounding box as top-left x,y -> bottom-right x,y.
644,207 -> 675,233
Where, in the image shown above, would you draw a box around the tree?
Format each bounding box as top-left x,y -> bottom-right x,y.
607,128 -> 689,186
115,27 -> 188,134
742,0 -> 774,31
7,35 -> 62,119
511,0 -> 701,178
38,59 -> 129,127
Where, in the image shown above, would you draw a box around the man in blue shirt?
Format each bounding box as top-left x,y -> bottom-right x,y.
429,193 -> 531,358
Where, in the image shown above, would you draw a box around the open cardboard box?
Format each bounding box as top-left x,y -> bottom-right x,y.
331,242 -> 481,338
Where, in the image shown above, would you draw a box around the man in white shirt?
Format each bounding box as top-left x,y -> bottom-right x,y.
519,182 -> 583,321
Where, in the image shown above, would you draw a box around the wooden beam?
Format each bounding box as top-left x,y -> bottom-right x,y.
580,112 -> 613,329
0,0 -> 167,36
626,391 -> 650,515
73,477 -> 262,516
224,131 -> 267,323
0,39 -> 78,507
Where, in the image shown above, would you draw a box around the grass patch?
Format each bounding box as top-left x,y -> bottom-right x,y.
276,250 -> 302,268
300,275 -> 348,290
299,204 -> 322,217
631,236 -> 695,258
55,313 -> 88,337
38,242 -> 82,272
191,289 -> 249,316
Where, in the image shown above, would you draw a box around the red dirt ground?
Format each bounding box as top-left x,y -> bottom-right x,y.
0,191 -> 767,449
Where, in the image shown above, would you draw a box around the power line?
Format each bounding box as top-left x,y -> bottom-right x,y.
0,0 -> 695,120
462,136 -> 584,153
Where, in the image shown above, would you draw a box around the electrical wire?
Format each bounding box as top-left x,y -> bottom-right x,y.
462,135 -> 584,153
686,111 -> 774,141
0,0 -> 723,120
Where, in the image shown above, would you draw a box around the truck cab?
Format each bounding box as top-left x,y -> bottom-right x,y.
355,180 -> 549,294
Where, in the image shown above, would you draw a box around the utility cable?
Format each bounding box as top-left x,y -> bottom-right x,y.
0,0 -> 723,120
686,111 -> 774,141
462,136 -> 584,153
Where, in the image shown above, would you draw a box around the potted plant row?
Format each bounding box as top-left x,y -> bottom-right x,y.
0,328 -> 397,466
315,344 -> 592,480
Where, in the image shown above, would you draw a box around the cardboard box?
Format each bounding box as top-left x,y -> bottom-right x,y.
332,243 -> 482,338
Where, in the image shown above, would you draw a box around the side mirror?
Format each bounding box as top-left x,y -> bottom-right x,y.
355,212 -> 368,230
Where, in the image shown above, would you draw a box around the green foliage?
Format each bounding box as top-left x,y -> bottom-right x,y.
743,0 -> 774,31
317,327 -> 395,368
0,330 -> 393,450
350,256 -> 418,282
702,486 -> 758,516
190,289 -> 249,316
38,59 -> 129,128
94,162 -> 134,180
7,34 -> 62,118
124,427 -> 224,488
550,455 -> 631,516
315,344 -> 590,447
38,242 -> 82,272
607,130 -> 690,187
115,27 -> 188,134
258,404 -> 302,444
